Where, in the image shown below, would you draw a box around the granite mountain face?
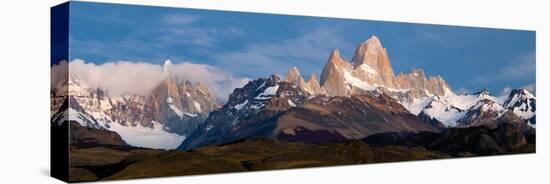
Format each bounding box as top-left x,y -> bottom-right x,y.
318,36 -> 453,98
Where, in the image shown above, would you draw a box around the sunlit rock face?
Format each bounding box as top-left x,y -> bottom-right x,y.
316,35 -> 453,100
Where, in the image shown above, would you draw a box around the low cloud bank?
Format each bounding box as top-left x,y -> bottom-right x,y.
53,59 -> 250,101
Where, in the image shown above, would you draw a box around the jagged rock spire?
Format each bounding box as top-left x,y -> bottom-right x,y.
308,73 -> 319,83
350,35 -> 396,88
285,67 -> 304,83
329,48 -> 343,61
283,66 -> 325,95
320,49 -> 352,96
306,73 -> 324,95
317,36 -> 453,97
164,59 -> 173,78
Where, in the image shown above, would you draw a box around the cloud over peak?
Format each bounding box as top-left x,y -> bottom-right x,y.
59,59 -> 249,101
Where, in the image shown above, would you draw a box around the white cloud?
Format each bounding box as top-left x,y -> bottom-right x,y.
161,14 -> 199,25
522,83 -> 536,94
499,86 -> 513,96
170,62 -> 251,100
475,52 -> 536,84
499,83 -> 536,96
69,59 -> 165,96
51,60 -> 69,89
62,59 -> 249,101
456,87 -> 470,95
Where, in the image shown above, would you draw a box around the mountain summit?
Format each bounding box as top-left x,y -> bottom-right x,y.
314,35 -> 453,98
351,35 -> 396,87
284,66 -> 324,95
320,48 -> 352,96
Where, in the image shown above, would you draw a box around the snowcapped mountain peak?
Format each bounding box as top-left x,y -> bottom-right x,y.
504,88 -> 536,108
502,88 -> 536,127
471,99 -> 503,112
473,88 -> 491,96
416,86 -> 536,129
509,88 -> 535,99
197,74 -> 306,130
522,89 -> 535,98
457,99 -> 506,127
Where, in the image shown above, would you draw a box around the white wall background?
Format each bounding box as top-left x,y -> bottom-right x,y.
0,0 -> 547,183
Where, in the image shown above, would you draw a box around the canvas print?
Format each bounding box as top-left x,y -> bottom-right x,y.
51,1 -> 536,182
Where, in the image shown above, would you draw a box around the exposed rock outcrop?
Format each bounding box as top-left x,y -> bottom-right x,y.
320,49 -> 352,96
317,35 -> 453,98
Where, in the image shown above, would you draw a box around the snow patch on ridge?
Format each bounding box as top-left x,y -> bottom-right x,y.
418,92 -> 519,127
288,99 -> 297,107
255,85 -> 279,100
167,97 -> 184,119
343,70 -> 376,91
65,106 -> 186,150
206,124 -> 213,131
358,64 -> 378,77
401,97 -> 432,115
67,108 -> 102,129
263,85 -> 279,96
505,90 -> 535,120
422,100 -> 466,127
167,97 -> 197,118
256,81 -> 266,90
234,100 -> 248,111
193,101 -> 202,112
184,112 -> 198,117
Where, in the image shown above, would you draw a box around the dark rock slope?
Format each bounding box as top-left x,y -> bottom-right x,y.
179,75 -> 441,150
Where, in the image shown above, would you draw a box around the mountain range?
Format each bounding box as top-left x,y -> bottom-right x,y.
52,35 -> 537,182
52,35 -> 536,151
51,60 -> 218,149
177,36 -> 535,150
278,36 -> 535,128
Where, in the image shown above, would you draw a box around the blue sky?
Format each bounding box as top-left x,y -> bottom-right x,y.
68,1 -> 536,95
